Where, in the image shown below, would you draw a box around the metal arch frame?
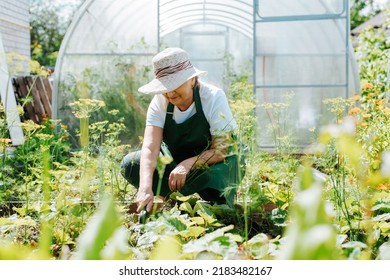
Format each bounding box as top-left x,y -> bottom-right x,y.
255,0 -> 347,22
53,0 -> 98,120
53,0 -> 159,120
160,9 -> 252,30
158,0 -> 253,43
160,0 -> 253,13
253,0 -> 350,91
160,1 -> 252,19
253,0 -> 352,150
160,13 -> 252,38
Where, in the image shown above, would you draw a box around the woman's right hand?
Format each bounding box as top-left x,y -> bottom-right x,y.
135,189 -> 154,213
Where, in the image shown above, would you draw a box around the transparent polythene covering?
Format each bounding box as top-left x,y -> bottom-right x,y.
54,0 -> 359,149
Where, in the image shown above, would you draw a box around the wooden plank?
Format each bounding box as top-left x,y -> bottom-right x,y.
35,76 -> 52,116
15,76 -> 38,123
43,78 -> 52,103
12,78 -> 27,121
25,76 -> 45,123
12,77 -> 28,121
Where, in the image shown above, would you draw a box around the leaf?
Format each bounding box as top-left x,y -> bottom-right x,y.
197,210 -> 217,225
75,196 -> 122,260
377,241 -> 390,260
167,217 -> 187,231
209,204 -> 237,216
195,202 -> 221,226
250,242 -> 269,259
336,234 -> 348,247
348,247 -> 362,260
0,243 -> 46,260
377,222 -> 390,233
372,213 -> 390,222
190,216 -> 205,225
137,231 -> 160,247
169,192 -> 183,200
12,207 -> 26,217
13,217 -> 37,227
150,236 -> 182,260
179,226 -> 206,238
182,225 -> 234,254
214,235 -> 232,246
340,225 -> 350,234
248,233 -> 269,245
341,241 -> 367,249
226,233 -> 243,243
247,233 -> 270,259
179,202 -> 194,216
175,193 -> 202,205
371,203 -> 390,212
298,165 -> 315,191
0,218 -> 11,226
194,201 -> 215,216
101,226 -> 131,260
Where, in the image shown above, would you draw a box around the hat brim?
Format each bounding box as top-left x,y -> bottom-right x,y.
138,67 -> 207,95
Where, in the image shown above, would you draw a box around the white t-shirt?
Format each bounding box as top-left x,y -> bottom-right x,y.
146,81 -> 237,135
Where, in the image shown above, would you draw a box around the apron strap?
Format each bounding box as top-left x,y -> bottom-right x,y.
193,83 -> 207,121
166,102 -> 174,119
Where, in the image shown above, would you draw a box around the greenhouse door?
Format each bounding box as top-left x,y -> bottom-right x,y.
175,25 -> 229,88
253,0 -> 351,150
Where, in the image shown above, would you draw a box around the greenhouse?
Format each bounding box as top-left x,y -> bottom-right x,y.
2,0 -> 390,265
54,0 -> 360,149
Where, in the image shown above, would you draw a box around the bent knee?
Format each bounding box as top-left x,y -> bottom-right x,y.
120,151 -> 141,176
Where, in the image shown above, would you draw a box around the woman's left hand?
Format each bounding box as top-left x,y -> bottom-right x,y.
168,160 -> 193,192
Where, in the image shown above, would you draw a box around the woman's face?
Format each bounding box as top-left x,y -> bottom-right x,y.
163,78 -> 195,111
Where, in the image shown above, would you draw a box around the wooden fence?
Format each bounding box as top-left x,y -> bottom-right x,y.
12,76 -> 53,123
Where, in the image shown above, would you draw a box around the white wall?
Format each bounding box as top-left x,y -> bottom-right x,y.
0,0 -> 30,59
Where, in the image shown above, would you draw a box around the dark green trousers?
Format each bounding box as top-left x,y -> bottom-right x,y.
120,151 -> 240,206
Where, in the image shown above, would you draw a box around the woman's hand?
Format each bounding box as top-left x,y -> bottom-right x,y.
135,189 -> 154,213
168,159 -> 193,192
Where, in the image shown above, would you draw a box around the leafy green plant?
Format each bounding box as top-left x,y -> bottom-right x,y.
354,10 -> 389,93
277,165 -> 339,259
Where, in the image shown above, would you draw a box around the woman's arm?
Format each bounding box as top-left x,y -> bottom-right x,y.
135,125 -> 163,212
168,133 -> 231,192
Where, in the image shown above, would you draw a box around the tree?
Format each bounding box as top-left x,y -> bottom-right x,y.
30,0 -> 81,67
350,0 -> 383,30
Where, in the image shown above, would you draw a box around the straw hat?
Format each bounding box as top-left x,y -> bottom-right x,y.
138,47 -> 207,95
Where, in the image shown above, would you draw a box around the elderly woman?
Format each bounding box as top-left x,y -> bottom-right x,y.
121,47 -> 240,213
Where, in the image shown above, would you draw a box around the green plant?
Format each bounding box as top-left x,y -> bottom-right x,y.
59,50 -> 152,148
278,165 -> 340,259
354,9 -> 389,92
260,92 -> 299,156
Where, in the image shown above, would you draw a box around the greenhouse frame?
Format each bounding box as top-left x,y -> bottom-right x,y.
53,0 -> 360,149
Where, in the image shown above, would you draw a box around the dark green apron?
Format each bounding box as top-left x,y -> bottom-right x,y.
162,83 -> 239,205
163,83 -> 211,163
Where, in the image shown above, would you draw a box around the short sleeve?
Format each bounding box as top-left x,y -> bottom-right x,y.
199,84 -> 237,135
146,95 -> 167,128
209,91 -> 237,135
